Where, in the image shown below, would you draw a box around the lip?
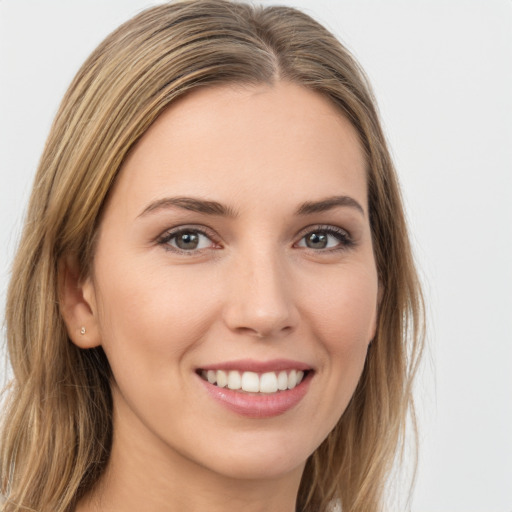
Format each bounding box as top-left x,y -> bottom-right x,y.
196,359 -> 313,419
199,358 -> 312,373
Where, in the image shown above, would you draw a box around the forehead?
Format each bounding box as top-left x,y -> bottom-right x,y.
111,82 -> 367,216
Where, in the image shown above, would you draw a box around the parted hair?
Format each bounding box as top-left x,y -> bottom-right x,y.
0,1 -> 424,511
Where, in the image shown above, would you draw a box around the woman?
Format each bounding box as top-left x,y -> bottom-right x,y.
0,1 -> 424,511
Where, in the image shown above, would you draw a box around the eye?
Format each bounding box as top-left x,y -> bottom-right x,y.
296,226 -> 353,251
158,227 -> 218,253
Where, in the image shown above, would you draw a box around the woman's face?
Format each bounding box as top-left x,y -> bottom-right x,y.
83,82 -> 379,482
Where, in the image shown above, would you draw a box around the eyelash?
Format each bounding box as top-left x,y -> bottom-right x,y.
295,225 -> 354,252
157,226 -> 220,255
156,224 -> 354,254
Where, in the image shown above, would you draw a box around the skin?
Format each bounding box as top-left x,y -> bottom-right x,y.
63,81 -> 379,512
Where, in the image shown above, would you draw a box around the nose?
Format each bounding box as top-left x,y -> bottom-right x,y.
222,247 -> 299,339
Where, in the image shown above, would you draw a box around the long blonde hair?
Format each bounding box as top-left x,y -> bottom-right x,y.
1,1 -> 424,511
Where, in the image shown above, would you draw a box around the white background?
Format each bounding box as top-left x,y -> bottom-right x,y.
0,1 -> 511,511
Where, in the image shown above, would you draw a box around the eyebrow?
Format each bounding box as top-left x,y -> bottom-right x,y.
296,196 -> 365,217
138,194 -> 365,219
138,196 -> 238,218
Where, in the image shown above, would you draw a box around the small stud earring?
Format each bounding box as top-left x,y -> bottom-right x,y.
80,326 -> 86,335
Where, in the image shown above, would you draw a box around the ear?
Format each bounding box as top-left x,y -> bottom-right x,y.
59,256 -> 102,349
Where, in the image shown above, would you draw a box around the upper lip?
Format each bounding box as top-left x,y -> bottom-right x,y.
198,358 -> 313,373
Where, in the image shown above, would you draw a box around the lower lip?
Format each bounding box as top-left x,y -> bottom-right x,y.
198,373 -> 312,419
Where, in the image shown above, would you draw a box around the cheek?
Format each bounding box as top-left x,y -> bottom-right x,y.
305,262 -> 379,348
93,257 -> 222,373
302,263 -> 378,414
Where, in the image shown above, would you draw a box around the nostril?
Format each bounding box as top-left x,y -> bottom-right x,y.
234,323 -> 295,339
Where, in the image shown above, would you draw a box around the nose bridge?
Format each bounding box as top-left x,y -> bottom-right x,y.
223,239 -> 298,338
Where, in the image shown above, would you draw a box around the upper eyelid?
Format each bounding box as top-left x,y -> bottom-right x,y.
157,223 -> 351,237
295,224 -> 351,239
157,224 -> 218,240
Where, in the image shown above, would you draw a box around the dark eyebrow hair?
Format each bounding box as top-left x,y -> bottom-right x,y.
296,196 -> 365,217
138,194 -> 365,219
138,196 -> 238,218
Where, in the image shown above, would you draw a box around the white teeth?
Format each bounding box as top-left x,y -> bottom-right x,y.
287,369 -> 297,389
277,371 -> 288,391
241,372 -> 260,392
216,369 -> 228,388
227,370 -> 242,390
201,369 -> 308,393
259,372 -> 278,393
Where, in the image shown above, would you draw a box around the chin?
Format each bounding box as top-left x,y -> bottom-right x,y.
208,453 -> 307,482
184,428 -> 318,482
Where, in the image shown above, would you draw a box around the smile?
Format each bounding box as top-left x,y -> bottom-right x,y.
196,360 -> 313,418
199,369 -> 306,394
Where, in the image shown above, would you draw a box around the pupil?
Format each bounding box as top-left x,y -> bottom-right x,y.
307,232 -> 327,249
176,232 -> 199,250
